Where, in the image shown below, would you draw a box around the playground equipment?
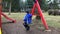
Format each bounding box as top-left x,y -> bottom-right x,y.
0,0 -> 51,34
0,0 -> 16,34
0,0 -> 2,34
2,12 -> 16,23
31,0 -> 49,30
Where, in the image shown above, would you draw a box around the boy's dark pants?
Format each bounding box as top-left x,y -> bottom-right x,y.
23,22 -> 30,31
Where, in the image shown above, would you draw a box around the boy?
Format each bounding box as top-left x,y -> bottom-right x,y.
23,11 -> 32,31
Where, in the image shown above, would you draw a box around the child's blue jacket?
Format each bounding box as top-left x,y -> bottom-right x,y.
23,13 -> 32,24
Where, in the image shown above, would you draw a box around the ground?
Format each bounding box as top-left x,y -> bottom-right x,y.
1,13 -> 60,34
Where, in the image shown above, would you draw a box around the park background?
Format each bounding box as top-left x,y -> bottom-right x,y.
1,0 -> 60,34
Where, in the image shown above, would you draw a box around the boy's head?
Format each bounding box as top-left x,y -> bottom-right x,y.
26,11 -> 29,14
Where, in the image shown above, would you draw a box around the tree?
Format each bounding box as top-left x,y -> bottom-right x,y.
11,0 -> 20,12
53,0 -> 59,9
38,0 -> 48,11
3,0 -> 12,15
27,0 -> 33,8
48,0 -> 59,9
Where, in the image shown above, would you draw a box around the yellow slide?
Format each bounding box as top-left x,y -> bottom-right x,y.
0,28 -> 2,34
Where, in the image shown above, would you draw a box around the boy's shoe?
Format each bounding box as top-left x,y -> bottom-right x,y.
26,26 -> 30,31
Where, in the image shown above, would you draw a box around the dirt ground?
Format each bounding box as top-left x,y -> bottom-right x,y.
2,19 -> 60,34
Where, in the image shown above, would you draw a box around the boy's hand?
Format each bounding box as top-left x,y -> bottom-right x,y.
32,16 -> 36,19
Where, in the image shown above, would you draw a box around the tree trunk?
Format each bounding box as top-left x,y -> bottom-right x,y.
6,2 -> 8,7
8,2 -> 11,15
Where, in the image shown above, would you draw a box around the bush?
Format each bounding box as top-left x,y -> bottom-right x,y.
48,9 -> 60,16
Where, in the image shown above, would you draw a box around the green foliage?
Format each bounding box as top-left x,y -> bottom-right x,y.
38,0 -> 49,11
48,0 -> 59,9
3,0 -> 20,12
11,0 -> 20,11
53,0 -> 59,9
27,0 -> 33,8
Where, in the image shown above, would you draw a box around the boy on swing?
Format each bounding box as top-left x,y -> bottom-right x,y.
23,11 -> 32,31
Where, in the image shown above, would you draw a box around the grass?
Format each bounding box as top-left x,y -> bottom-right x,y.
2,13 -> 26,21
2,12 -> 60,28
44,12 -> 60,28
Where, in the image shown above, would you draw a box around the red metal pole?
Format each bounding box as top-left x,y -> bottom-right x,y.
0,9 -> 1,34
36,0 -> 49,30
2,12 -> 16,23
32,0 -> 49,30
0,8 -> 2,29
0,0 -> 2,34
31,3 -> 36,15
